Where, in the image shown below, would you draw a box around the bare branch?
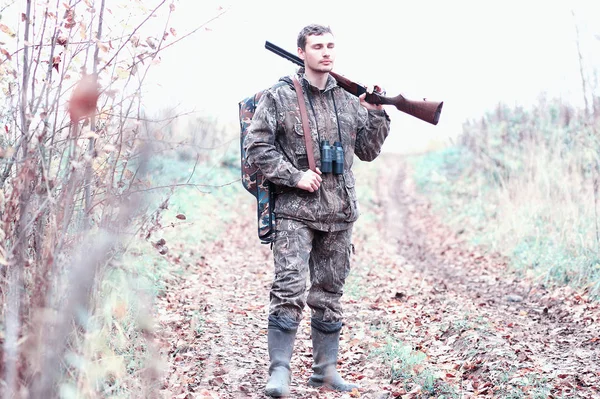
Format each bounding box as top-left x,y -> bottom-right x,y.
126,8 -> 228,72
572,9 -> 590,120
97,0 -> 167,75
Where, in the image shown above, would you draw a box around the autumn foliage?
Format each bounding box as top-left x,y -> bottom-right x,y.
0,0 -> 211,397
68,74 -> 100,122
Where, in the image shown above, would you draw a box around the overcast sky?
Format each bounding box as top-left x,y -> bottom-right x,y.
5,0 -> 598,153
138,0 -> 599,153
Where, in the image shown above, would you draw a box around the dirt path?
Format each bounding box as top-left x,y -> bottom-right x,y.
375,155 -> 600,398
156,154 -> 600,398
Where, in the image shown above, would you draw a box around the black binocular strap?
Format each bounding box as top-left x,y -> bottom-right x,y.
292,76 -> 317,173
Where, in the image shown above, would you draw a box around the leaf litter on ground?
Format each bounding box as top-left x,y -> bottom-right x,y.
153,153 -> 600,398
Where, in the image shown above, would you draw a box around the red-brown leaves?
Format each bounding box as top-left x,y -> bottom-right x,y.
63,7 -> 76,29
52,55 -> 61,72
0,47 -> 11,61
56,35 -> 68,46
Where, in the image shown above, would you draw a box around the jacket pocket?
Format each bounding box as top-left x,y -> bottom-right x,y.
295,147 -> 309,171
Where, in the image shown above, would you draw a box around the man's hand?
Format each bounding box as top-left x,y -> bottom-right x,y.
296,168 -> 322,192
359,85 -> 384,111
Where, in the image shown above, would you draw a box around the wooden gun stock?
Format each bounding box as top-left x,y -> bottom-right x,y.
265,41 -> 444,125
331,72 -> 443,125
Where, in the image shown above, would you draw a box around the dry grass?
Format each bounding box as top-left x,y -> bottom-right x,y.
413,98 -> 600,295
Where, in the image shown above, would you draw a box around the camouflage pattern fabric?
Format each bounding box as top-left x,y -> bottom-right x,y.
270,218 -> 353,323
243,68 -> 391,232
239,91 -> 276,243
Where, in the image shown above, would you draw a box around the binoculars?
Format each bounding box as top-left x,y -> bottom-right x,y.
320,140 -> 344,175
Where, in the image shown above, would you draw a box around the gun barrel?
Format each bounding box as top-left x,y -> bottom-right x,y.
264,41 -> 443,125
265,41 -> 303,67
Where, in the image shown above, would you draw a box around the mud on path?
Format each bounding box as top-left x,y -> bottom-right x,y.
156,153 -> 600,398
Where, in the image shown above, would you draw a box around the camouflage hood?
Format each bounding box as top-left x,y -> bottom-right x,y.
243,68 -> 391,231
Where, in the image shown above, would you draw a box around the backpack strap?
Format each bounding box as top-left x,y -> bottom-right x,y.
292,76 -> 317,173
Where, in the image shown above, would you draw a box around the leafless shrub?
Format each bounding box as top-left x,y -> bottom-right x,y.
0,1 -> 226,396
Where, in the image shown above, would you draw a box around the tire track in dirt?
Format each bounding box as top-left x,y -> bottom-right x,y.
156,153 -> 599,398
154,181 -> 420,398
376,154 -> 600,398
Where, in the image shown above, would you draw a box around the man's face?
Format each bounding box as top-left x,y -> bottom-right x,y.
298,33 -> 336,74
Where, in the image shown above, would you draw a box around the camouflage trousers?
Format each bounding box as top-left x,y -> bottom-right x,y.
270,218 -> 353,324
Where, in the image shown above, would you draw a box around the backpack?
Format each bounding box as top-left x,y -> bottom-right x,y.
239,90 -> 276,244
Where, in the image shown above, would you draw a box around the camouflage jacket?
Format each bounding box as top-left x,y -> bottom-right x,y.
243,68 -> 391,232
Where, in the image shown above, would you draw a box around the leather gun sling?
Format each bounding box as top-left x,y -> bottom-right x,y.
292,76 -> 317,172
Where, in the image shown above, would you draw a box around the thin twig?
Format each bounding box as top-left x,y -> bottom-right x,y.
123,8 -> 228,73
97,0 -> 167,75
187,153 -> 200,184
572,9 -> 590,119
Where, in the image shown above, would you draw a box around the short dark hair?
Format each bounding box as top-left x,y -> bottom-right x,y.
297,24 -> 333,50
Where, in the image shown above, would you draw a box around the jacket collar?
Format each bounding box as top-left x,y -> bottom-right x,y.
297,67 -> 338,93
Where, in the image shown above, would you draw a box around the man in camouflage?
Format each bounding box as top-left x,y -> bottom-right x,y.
244,24 -> 391,397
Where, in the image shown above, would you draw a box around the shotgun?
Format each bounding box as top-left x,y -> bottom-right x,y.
265,41 -> 443,125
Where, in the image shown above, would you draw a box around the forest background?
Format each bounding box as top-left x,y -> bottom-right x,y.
1,0 -> 600,397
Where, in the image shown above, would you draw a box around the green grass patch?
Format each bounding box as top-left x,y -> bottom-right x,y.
370,336 -> 457,397
489,368 -> 557,399
66,148 -> 244,397
409,101 -> 600,298
145,152 -> 243,240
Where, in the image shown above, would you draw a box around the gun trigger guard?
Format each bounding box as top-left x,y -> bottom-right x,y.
374,85 -> 385,96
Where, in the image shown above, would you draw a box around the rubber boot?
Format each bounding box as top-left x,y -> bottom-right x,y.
308,319 -> 359,392
265,325 -> 297,397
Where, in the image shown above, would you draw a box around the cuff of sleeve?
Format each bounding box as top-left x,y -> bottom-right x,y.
288,170 -> 303,188
369,108 -> 391,122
